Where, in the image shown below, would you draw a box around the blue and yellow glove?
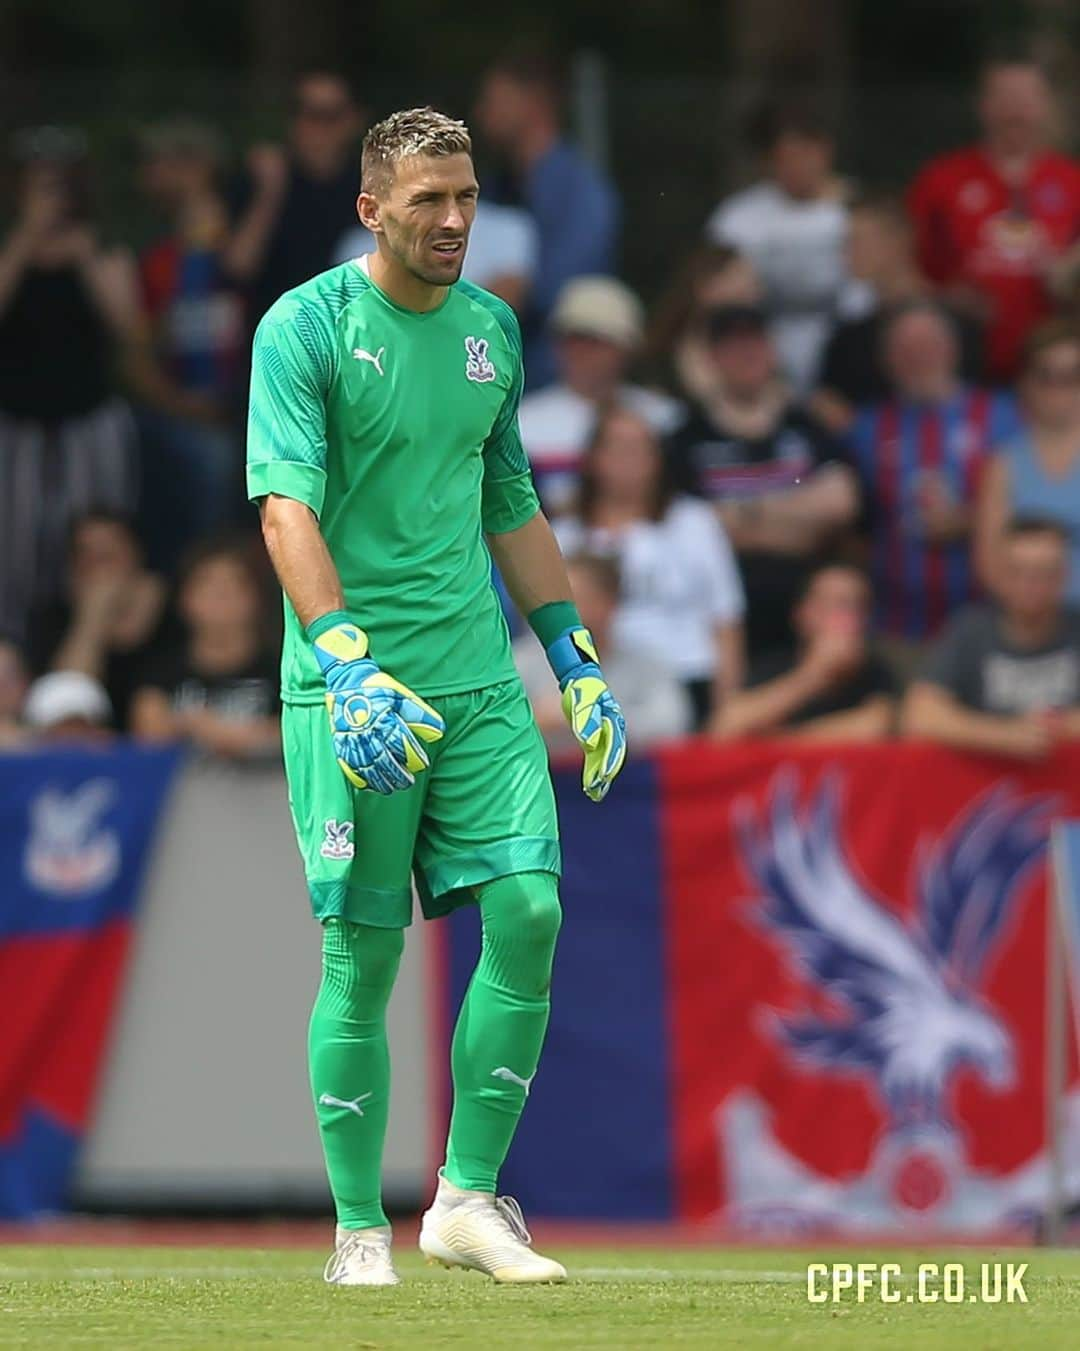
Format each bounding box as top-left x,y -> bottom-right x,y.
546,625 -> 627,803
307,613 -> 445,794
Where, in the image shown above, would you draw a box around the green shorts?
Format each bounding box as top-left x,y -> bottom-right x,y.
282,679 -> 560,928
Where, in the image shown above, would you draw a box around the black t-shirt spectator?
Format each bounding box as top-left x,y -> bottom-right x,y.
747,648 -> 895,726
26,600 -> 180,733
137,644 -> 281,722
666,403 -> 845,656
921,605 -> 1080,714
819,308 -> 985,407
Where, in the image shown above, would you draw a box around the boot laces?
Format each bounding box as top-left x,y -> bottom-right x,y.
324,1230 -> 387,1282
491,1194 -> 532,1246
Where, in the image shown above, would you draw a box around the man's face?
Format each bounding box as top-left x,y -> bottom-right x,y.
475,73 -> 532,151
795,568 -> 870,643
557,333 -> 627,396
979,65 -> 1053,152
360,152 -> 478,286
289,77 -> 361,168
883,312 -> 958,399
770,132 -> 833,199
1000,532 -> 1067,623
709,330 -> 775,394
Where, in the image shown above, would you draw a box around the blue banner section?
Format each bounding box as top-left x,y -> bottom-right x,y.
1055,822 -> 1080,1024
0,745 -> 182,939
446,758 -> 672,1219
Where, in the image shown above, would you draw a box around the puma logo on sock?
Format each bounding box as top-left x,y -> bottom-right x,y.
318,1091 -> 372,1117
491,1066 -> 535,1096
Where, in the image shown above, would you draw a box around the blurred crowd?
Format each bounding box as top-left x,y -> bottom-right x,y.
5,51 -> 1080,766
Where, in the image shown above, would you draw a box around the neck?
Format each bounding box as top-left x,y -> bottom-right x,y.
901,375 -> 956,404
1002,608 -> 1059,647
985,136 -> 1038,175
366,247 -> 446,313
591,494 -> 647,525
191,624 -> 257,671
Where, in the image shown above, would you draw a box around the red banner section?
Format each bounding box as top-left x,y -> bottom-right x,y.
661,742 -> 1080,1236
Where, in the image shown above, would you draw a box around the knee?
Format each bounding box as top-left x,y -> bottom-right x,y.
322,920 -> 404,1001
483,873 -> 562,953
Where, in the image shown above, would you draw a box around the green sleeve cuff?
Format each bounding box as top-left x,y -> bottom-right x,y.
246,459 -> 327,518
305,610 -> 352,643
527,600 -> 583,650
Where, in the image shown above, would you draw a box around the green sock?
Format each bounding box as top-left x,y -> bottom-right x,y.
309,918 -> 403,1230
444,872 -> 562,1192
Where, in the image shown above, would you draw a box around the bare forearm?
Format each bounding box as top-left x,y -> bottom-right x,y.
712,664 -> 825,739
714,622 -> 746,704
726,467 -> 857,553
259,494 -> 344,628
486,510 -> 573,617
785,697 -> 894,743
223,191 -> 284,281
902,684 -> 1022,753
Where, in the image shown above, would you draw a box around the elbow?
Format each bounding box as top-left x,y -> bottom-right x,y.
899,684 -> 942,740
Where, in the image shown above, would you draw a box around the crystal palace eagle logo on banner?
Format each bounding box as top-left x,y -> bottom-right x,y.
722,774 -> 1057,1232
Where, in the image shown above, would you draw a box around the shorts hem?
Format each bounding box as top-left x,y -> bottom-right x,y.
419,837 -> 561,919
310,879 -> 414,929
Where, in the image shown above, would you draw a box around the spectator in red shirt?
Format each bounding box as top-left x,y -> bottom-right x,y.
909,55 -> 1080,382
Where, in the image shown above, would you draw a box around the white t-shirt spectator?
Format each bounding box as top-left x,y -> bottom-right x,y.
553,497 -> 745,682
520,384 -> 683,515
706,183 -> 849,393
334,202 -> 539,293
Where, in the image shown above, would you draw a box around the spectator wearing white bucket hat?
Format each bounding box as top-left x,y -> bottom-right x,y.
519,276 -> 683,515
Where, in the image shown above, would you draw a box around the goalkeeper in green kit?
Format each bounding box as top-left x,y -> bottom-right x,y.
247,107 -> 626,1287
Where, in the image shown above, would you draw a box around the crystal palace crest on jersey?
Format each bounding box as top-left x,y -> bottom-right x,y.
464,336 -> 496,383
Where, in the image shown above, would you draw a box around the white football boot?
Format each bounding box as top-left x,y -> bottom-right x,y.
419,1172 -> 566,1284
323,1224 -> 400,1286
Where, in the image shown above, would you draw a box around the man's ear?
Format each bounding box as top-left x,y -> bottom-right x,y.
357,192 -> 381,234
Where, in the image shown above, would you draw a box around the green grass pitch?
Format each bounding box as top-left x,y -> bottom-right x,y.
2,1244 -> 1080,1348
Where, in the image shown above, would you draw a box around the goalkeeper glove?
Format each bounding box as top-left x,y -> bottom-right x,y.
308,613 -> 445,794
546,626 -> 627,803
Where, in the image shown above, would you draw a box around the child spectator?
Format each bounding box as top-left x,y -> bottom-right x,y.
514,552 -> 690,753
552,404 -> 745,728
714,563 -> 894,741
903,518 -> 1080,758
130,537 -> 279,759
26,509 -> 175,731
132,119 -> 245,569
976,321 -> 1080,603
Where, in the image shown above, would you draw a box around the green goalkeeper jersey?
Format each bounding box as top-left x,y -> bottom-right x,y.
246,259 -> 540,703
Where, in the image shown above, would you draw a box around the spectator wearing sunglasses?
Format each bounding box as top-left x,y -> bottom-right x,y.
225,71 -> 365,329
976,321 -> 1080,602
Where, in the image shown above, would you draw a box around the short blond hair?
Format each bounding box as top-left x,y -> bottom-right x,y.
361,106 -> 472,195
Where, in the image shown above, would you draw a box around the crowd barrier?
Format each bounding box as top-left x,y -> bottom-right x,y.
4,740 -> 1080,1233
